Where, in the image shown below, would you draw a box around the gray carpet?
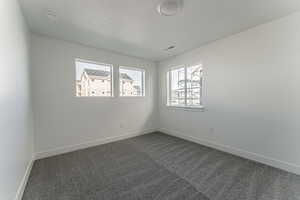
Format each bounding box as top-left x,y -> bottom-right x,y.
22,132 -> 300,200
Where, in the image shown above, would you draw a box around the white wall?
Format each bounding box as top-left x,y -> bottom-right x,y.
158,12 -> 300,174
31,34 -> 158,157
0,0 -> 34,199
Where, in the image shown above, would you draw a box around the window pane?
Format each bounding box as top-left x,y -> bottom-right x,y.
76,60 -> 112,97
186,65 -> 203,106
119,67 -> 145,96
168,67 -> 185,106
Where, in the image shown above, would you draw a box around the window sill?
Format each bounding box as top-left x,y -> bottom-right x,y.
120,96 -> 145,98
166,105 -> 205,112
76,96 -> 115,98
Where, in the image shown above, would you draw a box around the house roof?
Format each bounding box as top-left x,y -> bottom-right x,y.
84,68 -> 132,80
178,79 -> 199,84
120,73 -> 132,80
84,69 -> 110,77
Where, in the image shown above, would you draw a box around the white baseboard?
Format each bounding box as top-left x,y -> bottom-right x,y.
158,128 -> 300,175
14,157 -> 34,200
35,129 -> 156,159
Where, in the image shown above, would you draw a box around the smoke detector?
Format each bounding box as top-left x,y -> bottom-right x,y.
157,0 -> 184,16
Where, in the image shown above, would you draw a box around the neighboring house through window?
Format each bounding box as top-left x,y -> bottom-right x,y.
76,59 -> 113,97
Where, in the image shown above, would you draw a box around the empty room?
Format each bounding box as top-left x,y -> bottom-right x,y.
2,0 -> 300,199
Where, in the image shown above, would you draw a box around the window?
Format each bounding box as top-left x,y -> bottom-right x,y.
75,59 -> 113,97
119,66 -> 145,96
167,65 -> 203,108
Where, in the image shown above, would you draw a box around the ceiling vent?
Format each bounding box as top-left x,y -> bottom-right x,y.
164,45 -> 176,51
157,0 -> 184,16
46,10 -> 58,21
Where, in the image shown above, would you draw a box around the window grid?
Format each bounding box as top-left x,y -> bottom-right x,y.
167,65 -> 203,108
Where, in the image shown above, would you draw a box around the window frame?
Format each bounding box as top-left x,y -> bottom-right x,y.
166,64 -> 204,110
119,66 -> 146,97
75,58 -> 114,98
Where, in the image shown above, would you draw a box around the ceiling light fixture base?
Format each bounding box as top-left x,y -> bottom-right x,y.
157,0 -> 184,16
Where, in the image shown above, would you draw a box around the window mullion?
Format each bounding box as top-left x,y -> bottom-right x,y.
142,71 -> 144,96
111,65 -> 114,97
184,66 -> 187,106
199,70 -> 203,106
168,71 -> 171,105
200,69 -> 203,106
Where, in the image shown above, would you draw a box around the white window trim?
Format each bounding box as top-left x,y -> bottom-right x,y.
75,58 -> 114,98
119,66 -> 146,97
166,65 -> 204,110
166,105 -> 205,112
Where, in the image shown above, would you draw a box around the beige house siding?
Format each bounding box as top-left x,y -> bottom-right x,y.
76,70 -> 137,96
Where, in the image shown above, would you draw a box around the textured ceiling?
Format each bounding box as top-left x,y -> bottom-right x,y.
19,0 -> 300,61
